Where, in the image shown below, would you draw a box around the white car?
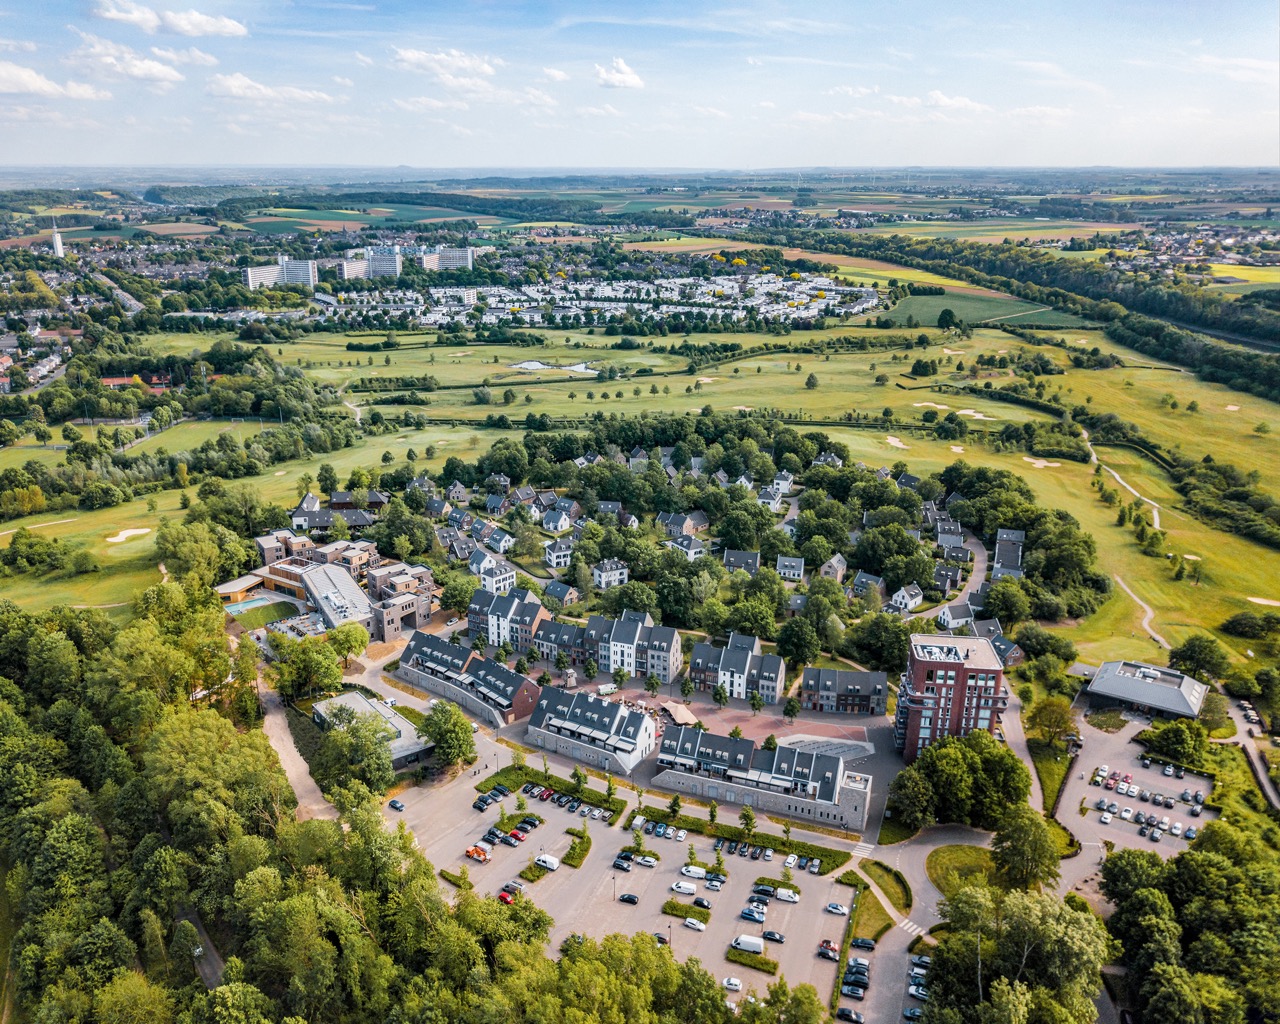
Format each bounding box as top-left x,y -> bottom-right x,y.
591,808 -> 603,819
1120,807 -> 1133,821
676,829 -> 687,841
784,853 -> 798,869
705,880 -> 723,891
1100,812 -> 1113,824
763,848 -> 773,861
1170,821 -> 1183,837
825,903 -> 849,916
636,856 -> 656,868
724,978 -> 743,992
446,617 -> 459,626
685,918 -> 706,931
908,985 -> 930,1001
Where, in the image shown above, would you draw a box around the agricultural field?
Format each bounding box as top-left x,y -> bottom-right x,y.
884,292 -> 1066,326
858,217 -> 1145,242
240,203 -> 513,233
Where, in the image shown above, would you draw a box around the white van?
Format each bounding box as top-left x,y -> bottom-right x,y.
670,881 -> 696,895
535,854 -> 560,871
632,815 -> 647,832
775,888 -> 799,904
680,865 -> 707,879
597,683 -> 618,696
384,697 -> 398,707
731,935 -> 765,954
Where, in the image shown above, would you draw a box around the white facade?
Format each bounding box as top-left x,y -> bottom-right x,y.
368,248 -> 404,279
243,256 -> 318,289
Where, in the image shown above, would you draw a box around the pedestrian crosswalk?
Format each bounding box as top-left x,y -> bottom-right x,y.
899,919 -> 924,936
851,841 -> 875,858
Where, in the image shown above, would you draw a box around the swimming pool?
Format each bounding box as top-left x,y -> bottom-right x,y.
225,596 -> 272,615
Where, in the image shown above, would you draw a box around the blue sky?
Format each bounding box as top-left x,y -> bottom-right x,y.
1,0 -> 1276,167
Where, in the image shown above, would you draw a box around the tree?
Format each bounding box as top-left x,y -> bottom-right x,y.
712,683 -> 729,709
668,793 -> 682,819
268,633 -> 340,703
584,657 -> 598,681
708,800 -> 718,826
762,733 -> 777,750
937,308 -> 959,330
326,622 -> 369,667
571,765 -> 588,792
739,804 -> 756,840
316,705 -> 395,794
776,617 -> 820,666
644,675 -> 661,696
613,665 -> 629,687
1148,718 -> 1208,766
1027,694 -> 1077,746
420,700 -> 476,767
991,805 -> 1061,890
328,511 -> 351,541
984,578 -> 1031,625
805,373 -> 819,389
680,676 -> 694,702
605,774 -> 616,801
783,696 -> 801,723
317,463 -> 338,495
1169,634 -> 1230,680
749,690 -> 764,716
729,725 -> 743,739
888,766 -> 935,832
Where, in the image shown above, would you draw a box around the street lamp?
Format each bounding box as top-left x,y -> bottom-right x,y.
667,922 -> 672,950
612,876 -> 616,902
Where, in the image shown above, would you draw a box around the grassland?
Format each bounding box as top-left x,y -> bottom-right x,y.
861,860 -> 912,914
232,601 -> 297,630
849,884 -> 893,940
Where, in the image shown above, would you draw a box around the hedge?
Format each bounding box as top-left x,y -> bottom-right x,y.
753,876 -> 802,895
626,804 -> 850,875
478,765 -> 626,819
564,826 -> 592,868
519,861 -> 549,883
661,898 -> 710,924
438,868 -> 473,890
726,947 -> 779,975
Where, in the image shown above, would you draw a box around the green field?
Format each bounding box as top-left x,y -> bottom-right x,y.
886,292 -> 1060,326
925,845 -> 995,897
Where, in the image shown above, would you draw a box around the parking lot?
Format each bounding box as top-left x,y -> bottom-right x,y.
1061,719 -> 1217,860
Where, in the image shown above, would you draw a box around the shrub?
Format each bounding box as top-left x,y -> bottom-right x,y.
661,899 -> 710,924
725,947 -> 778,975
563,826 -> 592,868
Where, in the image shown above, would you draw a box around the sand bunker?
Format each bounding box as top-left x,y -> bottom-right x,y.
1022,457 -> 1061,469
273,470 -> 286,476
107,528 -> 151,543
950,446 -> 965,453
1182,554 -> 1201,561
885,436 -> 910,450
1248,597 -> 1280,607
1225,405 -> 1240,411
698,377 -> 718,384
732,406 -> 755,411
943,348 -> 965,355
956,409 -> 998,421
913,401 -> 950,410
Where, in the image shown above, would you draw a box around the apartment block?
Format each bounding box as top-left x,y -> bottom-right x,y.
893,635 -> 1009,763
532,609 -> 683,684
687,632 -> 786,704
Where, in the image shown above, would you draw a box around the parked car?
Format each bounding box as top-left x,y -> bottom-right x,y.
1120,807 -> 1134,821
1163,764 -> 1175,777
714,838 -> 725,851
904,1010 -> 924,1021
498,891 -> 514,905
723,978 -> 743,992
498,834 -> 519,847
676,829 -> 687,841
654,933 -> 668,945
912,955 -> 932,968
1184,826 -> 1198,840
685,918 -> 706,931
836,1010 -> 864,1023
705,880 -> 722,891
1100,813 -> 1113,825
643,820 -> 655,834
763,848 -> 774,861
654,823 -> 666,838
388,799 -> 405,812
826,902 -> 850,916
502,881 -> 524,894
850,938 -> 877,951
784,853 -> 798,869
740,908 -> 765,923
908,985 -> 930,1001
818,947 -> 839,962
693,897 -> 712,909
540,789 -> 555,801
619,893 -> 639,905
763,930 -> 785,943
727,841 -> 738,854
797,857 -> 810,870
840,984 -> 866,1000
636,856 -> 657,868
612,857 -> 632,871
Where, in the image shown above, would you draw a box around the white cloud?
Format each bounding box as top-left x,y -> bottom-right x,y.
207,72 -> 333,103
595,57 -> 643,89
0,39 -> 37,53
94,1 -> 248,37
151,45 -> 217,66
69,31 -> 185,85
543,67 -> 569,81
578,103 -> 621,117
1009,105 -> 1073,123
925,89 -> 990,112
332,75 -> 354,87
693,105 -> 729,118
1193,54 -> 1278,85
745,56 -> 762,66
354,51 -> 373,66
886,94 -> 921,107
0,60 -> 109,99
757,100 -> 775,108
1013,60 -> 1105,95
829,85 -> 874,98
392,47 -> 497,77
395,95 -> 468,111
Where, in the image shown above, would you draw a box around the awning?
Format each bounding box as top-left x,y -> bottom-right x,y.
663,701 -> 699,726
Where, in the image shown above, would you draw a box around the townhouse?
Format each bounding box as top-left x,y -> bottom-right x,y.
687,632 -> 786,704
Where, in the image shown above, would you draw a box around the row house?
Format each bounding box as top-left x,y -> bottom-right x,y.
399,631 -> 540,727
800,667 -> 888,715
687,632 -> 786,704
525,688 -> 655,775
532,609 -> 683,684
466,587 -> 551,651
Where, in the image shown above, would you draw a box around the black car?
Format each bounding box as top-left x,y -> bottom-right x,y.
752,885 -> 776,897
693,896 -> 712,909
1175,767 -> 1185,779
1138,824 -> 1150,837
644,821 -> 656,835
818,947 -> 839,962
519,819 -> 539,831
750,846 -> 763,860
748,895 -> 769,908
850,938 -> 877,951
616,850 -> 634,861
612,858 -> 633,872
493,784 -> 511,796
653,932 -> 668,945
840,985 -> 866,1000
727,841 -> 738,854
836,1011 -> 864,1024
763,930 -> 785,943
498,834 -> 519,848
738,843 -> 749,857
845,970 -> 870,985
619,893 -> 639,905
522,783 -> 535,794
707,872 -> 727,884
714,838 -> 725,851
797,857 -> 810,870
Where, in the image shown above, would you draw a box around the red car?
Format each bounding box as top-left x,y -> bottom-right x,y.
540,789 -> 555,801
820,939 -> 838,951
1104,777 -> 1117,790
509,829 -> 527,842
498,891 -> 515,905
1122,774 -> 1133,784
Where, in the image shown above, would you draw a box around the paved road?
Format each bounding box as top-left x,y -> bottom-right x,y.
1000,686 -> 1045,812
178,905 -> 226,989
1102,465 -> 1162,529
908,525 -> 988,620
1112,575 -> 1171,649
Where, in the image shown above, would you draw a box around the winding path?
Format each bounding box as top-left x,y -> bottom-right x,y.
1113,575 -> 1170,650
1102,466 -> 1161,529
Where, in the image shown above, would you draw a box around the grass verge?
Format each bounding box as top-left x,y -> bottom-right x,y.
850,886 -> 893,942
1085,709 -> 1127,733
862,859 -> 912,914
726,947 -> 778,975
925,844 -> 995,898
1027,738 -> 1071,813
753,876 -> 801,894
519,860 -> 549,883
661,898 -> 710,924
876,816 -> 919,845
564,826 -> 592,868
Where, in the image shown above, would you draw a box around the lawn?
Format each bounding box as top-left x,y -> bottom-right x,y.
876,816 -> 919,846
232,601 -> 297,630
861,859 -> 912,914
886,292 -> 1055,327
849,884 -> 893,941
1201,744 -> 1280,852
925,845 -> 995,898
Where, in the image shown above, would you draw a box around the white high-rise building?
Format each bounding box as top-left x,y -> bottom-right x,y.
242,256 -> 318,290
339,258 -> 370,280
367,246 -> 404,279
51,218 -> 64,259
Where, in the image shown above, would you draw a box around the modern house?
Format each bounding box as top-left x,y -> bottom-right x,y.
466,587 -> 550,651
532,610 -> 683,684
544,537 -> 574,569
592,558 -> 629,590
800,667 -> 889,715
819,553 -> 847,583
775,555 -> 805,582
312,691 -> 429,770
664,535 -> 705,561
653,725 -> 871,831
398,630 -> 541,727
722,549 -> 761,576
1084,661 -> 1208,719
525,688 -> 656,774
890,584 -> 924,612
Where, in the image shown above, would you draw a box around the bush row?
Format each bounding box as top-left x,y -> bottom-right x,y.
725,947 -> 779,976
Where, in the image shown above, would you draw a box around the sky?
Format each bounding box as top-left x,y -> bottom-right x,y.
1,0 -> 1277,168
